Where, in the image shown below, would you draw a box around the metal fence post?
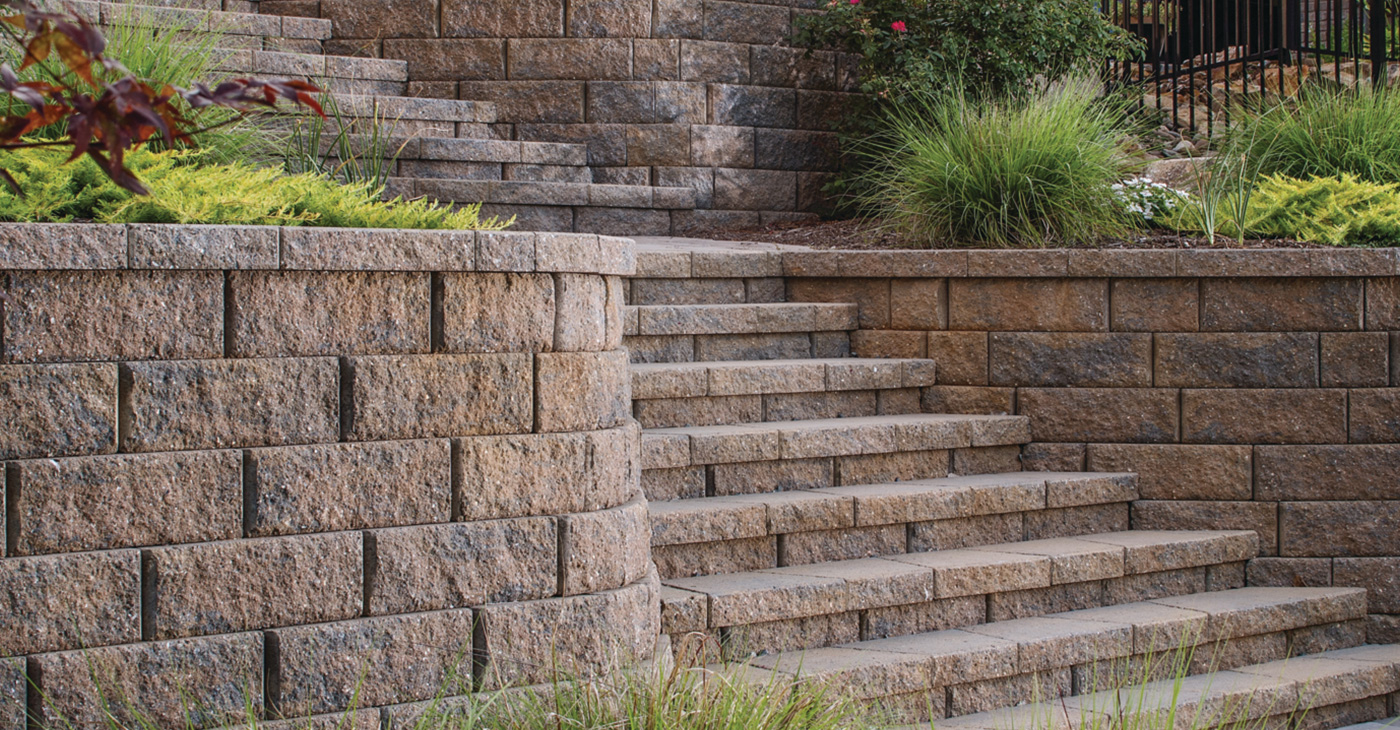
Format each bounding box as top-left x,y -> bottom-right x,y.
1371,0 -> 1387,86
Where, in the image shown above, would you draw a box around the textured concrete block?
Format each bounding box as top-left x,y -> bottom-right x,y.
128,223 -> 277,269
712,457 -> 834,495
145,533 -> 362,639
3,271 -> 222,363
535,350 -> 630,432
1281,502 -> 1400,556
1247,557 -> 1333,588
227,272 -> 429,358
459,426 -> 635,520
0,550 -> 140,655
1156,333 -> 1319,388
709,85 -> 795,129
949,279 -> 1108,332
1201,278 -> 1362,331
653,536 -> 776,578
442,0 -> 562,37
248,440 -> 450,536
32,633 -> 263,729
1182,389 -> 1347,444
507,39 -> 632,80
562,499 -> 650,595
1019,388 -> 1178,443
780,524 -> 905,565
909,513 -> 1025,552
990,333 -> 1152,387
1111,278 -> 1199,332
1321,332 -> 1389,387
441,273 -> 555,353
1,362 -> 117,459
121,358 -> 339,452
1087,444 -> 1251,500
925,332 -> 988,386
554,274 -> 608,351
1132,501 -> 1278,555
345,354 -> 532,441
1334,558 -> 1400,612
1257,445 -> 1400,500
0,222 -> 124,269
11,450 -> 240,554
1023,503 -> 1129,540
281,228 -> 477,272
1352,389 -> 1400,443
269,610 -> 474,716
475,579 -> 656,689
367,518 -> 557,615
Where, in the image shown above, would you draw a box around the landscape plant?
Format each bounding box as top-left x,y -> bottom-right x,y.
1230,84 -> 1400,184
850,76 -> 1139,247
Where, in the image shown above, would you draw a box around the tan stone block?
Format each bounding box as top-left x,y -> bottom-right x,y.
987,582 -> 1108,621
227,271 -> 429,358
1044,472 -> 1137,508
1335,558 -> 1400,613
475,579 -> 656,689
146,533 -> 361,639
3,271 -> 222,363
836,449 -> 950,486
1155,333 -> 1319,388
383,38 -> 504,80
909,513 -> 1024,552
921,332 -> 987,386
122,358 -> 339,452
1247,557 -> 1333,588
894,549 -> 1051,599
1087,444 -> 1251,500
269,610 -> 474,716
1349,389 -> 1400,442
694,332 -> 812,361
0,658 -> 22,730
860,596 -> 988,640
786,278 -> 891,329
765,391 -> 877,421
780,525 -> 906,565
949,279 -> 1108,332
1201,278 -> 1362,331
635,394 -> 763,428
1104,567 -> 1206,604
1018,388 -> 1178,443
32,633 -> 262,729
1287,619 -> 1368,656
852,330 -> 927,359
721,613 -> 859,660
1023,503 -> 1128,540
507,39 -> 632,80
1111,279 -> 1199,332
441,273 -> 556,353
1321,332 -> 1389,387
987,537 -> 1127,584
248,440 -> 450,536
953,445 -> 1022,476
922,386 -> 1014,415
459,429 -> 632,521
0,550 -> 139,655
644,466 -> 706,500
711,457 -> 834,495
443,0 -> 563,37
368,518 -> 557,615
653,536 -> 776,579
1021,443 -> 1086,472
1182,389 -> 1347,444
969,616 -> 1133,671
990,333 -> 1152,387
1,362 -> 117,459
346,354 -> 532,441
947,669 -> 1071,715
604,276 -> 626,349
535,350 -> 631,432
661,586 -> 708,634
1132,501 -> 1278,555
128,223 -> 277,269
0,222 -> 124,269
1257,444 -> 1400,500
1281,501 -> 1400,556
280,227 -> 478,272
890,279 -> 947,330
562,498 -> 650,595
11,450 -> 240,554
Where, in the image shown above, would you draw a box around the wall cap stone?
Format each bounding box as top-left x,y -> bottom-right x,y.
0,223 -> 635,275
777,248 -> 1400,279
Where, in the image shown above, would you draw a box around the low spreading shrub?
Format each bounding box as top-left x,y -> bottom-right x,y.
851,77 -> 1139,247
0,147 -> 509,229
1242,173 -> 1400,246
1231,85 -> 1400,183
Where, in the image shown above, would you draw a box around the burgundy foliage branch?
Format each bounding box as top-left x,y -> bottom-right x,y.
0,0 -> 325,194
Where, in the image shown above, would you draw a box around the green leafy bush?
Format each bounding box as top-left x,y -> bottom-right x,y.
0,147 -> 510,230
1242,174 -> 1400,246
851,77 -> 1138,247
1232,85 -> 1400,183
793,0 -> 1141,101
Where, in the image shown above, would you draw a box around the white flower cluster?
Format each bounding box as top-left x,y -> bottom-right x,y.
1111,176 -> 1191,223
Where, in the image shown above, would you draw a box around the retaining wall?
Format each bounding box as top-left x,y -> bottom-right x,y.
0,223 -> 652,728
259,0 -> 854,231
782,247 -> 1400,643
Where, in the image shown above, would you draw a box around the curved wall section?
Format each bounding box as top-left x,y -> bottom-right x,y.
0,223 -> 653,728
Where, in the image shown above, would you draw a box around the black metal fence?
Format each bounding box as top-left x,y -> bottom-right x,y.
1105,0 -> 1397,133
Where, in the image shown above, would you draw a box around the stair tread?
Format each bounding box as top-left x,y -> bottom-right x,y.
649,471 -> 1137,546
884,640 -> 1400,729
64,0 -> 332,39
632,357 -> 937,399
1334,716 -> 1400,730
642,414 -> 1031,469
627,302 -> 858,336
329,95 -> 497,123
215,49 -> 407,80
662,530 -> 1261,629
393,178 -> 697,209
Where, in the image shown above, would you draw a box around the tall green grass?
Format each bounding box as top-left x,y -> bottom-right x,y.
1231,84 -> 1400,184
850,77 -> 1140,248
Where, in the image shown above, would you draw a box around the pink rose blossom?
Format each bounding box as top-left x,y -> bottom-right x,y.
891,21 -> 907,31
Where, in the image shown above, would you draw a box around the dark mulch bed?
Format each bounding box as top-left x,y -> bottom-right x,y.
691,218 -> 1328,250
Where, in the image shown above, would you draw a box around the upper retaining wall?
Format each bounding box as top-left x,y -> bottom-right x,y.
775,247 -> 1400,643
0,224 -> 652,728
258,0 -> 854,233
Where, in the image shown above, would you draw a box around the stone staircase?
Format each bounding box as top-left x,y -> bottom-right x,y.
627,240 -> 1400,728
72,0 -> 699,233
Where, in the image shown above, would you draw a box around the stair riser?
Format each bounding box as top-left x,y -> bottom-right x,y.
627,332 -> 852,363
644,446 -> 1022,502
635,388 -> 926,428
655,502 -> 1130,580
629,277 -> 788,306
392,161 -> 590,184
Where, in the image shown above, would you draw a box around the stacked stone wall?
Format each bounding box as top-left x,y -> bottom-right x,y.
781,248 -> 1400,643
258,0 -> 856,233
0,223 -> 653,728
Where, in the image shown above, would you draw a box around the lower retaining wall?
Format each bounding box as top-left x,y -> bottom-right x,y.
0,224 -> 651,728
781,247 -> 1400,644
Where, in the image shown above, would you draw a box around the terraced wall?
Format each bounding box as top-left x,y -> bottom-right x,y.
0,223 -> 652,727
782,247 -> 1400,643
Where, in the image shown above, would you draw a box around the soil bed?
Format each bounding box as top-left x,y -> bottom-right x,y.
692,218 -> 1331,250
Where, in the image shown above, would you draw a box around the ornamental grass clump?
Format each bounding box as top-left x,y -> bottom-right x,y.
1231,84 -> 1400,184
852,77 -> 1139,247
